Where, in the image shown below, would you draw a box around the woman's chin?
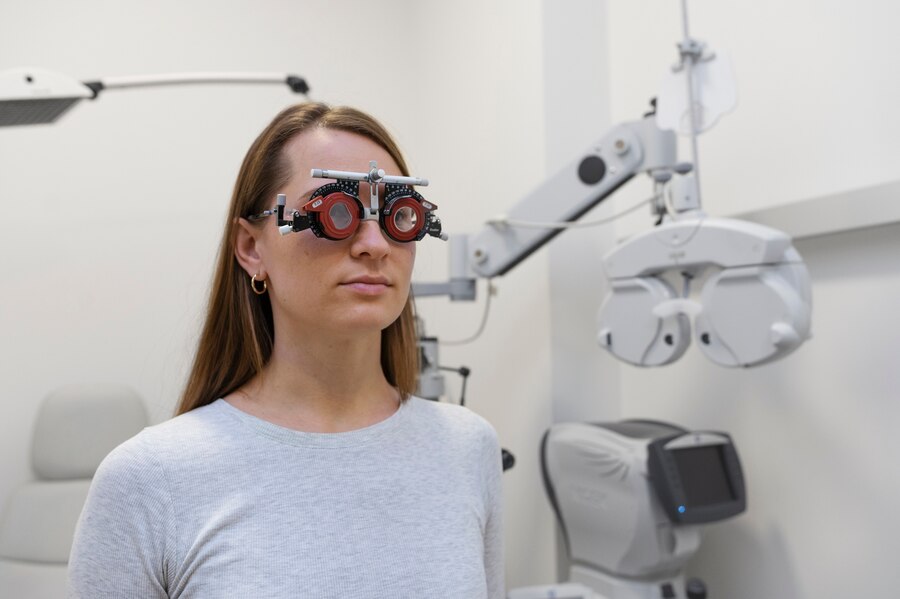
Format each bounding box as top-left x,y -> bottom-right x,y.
332,309 -> 404,335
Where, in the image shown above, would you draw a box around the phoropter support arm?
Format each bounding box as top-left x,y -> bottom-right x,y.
412,115 -> 677,300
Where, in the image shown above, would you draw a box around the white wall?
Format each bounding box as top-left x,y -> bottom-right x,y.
587,1 -> 900,597
604,0 -> 900,223
543,0 -> 620,427
403,0 -> 557,588
0,0 -> 556,590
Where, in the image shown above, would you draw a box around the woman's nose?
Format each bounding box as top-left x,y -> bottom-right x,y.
350,219 -> 391,259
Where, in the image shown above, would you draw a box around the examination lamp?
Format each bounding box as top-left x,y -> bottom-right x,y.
0,67 -> 310,127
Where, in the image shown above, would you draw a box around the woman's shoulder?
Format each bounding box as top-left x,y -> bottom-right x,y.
403,398 -> 502,486
94,400 -> 234,484
404,396 -> 499,445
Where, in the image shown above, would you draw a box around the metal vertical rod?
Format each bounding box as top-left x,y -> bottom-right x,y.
681,0 -> 703,207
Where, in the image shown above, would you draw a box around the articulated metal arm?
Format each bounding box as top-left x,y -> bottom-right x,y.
412,115 -> 678,299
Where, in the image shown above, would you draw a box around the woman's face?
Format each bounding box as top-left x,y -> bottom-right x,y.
237,127 -> 416,340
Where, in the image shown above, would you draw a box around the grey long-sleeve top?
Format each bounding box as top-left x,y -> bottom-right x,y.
68,397 -> 504,598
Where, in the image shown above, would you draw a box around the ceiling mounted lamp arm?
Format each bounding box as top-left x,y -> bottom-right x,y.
0,67 -> 311,127
82,71 -> 310,98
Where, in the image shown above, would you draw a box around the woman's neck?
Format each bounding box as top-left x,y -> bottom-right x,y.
226,329 -> 401,433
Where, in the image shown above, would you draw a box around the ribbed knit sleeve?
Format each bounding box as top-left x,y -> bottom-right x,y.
481,423 -> 506,599
67,438 -> 176,598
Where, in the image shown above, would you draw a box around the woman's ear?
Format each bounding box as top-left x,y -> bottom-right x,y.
234,218 -> 267,279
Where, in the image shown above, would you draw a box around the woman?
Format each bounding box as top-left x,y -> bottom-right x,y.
68,103 -> 504,598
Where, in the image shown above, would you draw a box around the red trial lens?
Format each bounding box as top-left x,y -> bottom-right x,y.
382,196 -> 424,242
381,185 -> 439,242
302,191 -> 363,240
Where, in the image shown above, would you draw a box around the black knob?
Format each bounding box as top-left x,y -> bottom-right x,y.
686,577 -> 707,599
501,448 -> 515,472
286,75 -> 310,95
577,155 -> 606,185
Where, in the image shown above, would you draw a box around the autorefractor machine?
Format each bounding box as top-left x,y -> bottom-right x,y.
515,421 -> 745,599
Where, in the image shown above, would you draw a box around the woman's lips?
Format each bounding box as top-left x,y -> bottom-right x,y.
340,277 -> 391,295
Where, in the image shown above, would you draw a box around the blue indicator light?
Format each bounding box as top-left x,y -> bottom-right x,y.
678,505 -> 686,513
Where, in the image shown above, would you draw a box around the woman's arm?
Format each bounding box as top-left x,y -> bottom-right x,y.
481,426 -> 505,599
67,441 -> 173,598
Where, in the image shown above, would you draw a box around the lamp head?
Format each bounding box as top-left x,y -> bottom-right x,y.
0,67 -> 93,127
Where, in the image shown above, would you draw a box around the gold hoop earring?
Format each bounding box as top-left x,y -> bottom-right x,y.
251,273 -> 267,295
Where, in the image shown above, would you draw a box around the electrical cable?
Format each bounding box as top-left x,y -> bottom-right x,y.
440,279 -> 495,346
681,271 -> 694,297
439,193 -> 665,347
663,181 -> 679,218
486,194 -> 658,230
441,194 -> 659,347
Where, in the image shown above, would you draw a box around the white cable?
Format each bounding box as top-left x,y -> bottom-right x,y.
663,182 -> 678,218
440,279 -> 494,346
441,194 -> 662,346
487,195 -> 658,230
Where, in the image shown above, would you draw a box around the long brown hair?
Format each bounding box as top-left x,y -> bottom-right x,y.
176,103 -> 419,415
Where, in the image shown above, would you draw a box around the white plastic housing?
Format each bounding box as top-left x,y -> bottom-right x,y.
0,67 -> 92,102
599,217 -> 812,368
597,278 -> 690,367
544,423 -> 701,583
0,67 -> 93,126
